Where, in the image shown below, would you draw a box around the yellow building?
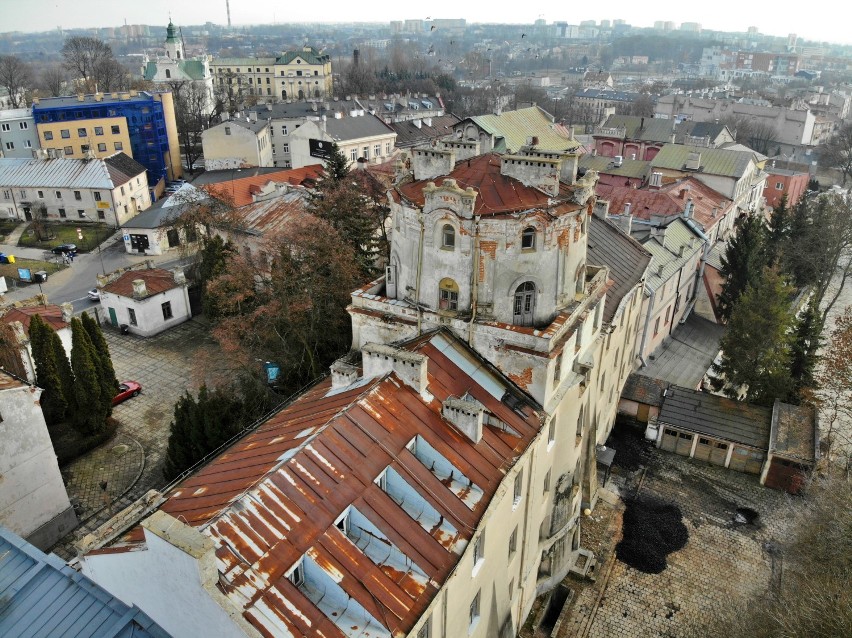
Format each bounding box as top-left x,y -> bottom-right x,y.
37,115 -> 132,160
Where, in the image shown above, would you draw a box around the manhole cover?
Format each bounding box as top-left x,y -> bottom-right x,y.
112,444 -> 130,455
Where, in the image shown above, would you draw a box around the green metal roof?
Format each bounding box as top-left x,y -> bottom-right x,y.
276,47 -> 330,65
640,217 -> 703,292
467,106 -> 579,153
579,154 -> 650,179
600,114 -> 675,143
650,144 -> 754,178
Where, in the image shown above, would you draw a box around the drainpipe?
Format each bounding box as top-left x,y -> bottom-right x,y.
415,211 -> 425,335
468,215 -> 481,344
637,285 -> 654,368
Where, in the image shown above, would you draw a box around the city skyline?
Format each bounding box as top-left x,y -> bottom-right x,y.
0,0 -> 849,47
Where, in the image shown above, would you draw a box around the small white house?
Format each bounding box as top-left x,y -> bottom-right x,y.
98,267 -> 191,337
1,303 -> 73,384
0,370 -> 78,549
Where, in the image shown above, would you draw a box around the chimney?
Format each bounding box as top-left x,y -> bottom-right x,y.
649,172 -> 663,188
77,93 -> 85,102
442,396 -> 485,443
32,97 -> 39,105
711,206 -> 718,218
679,185 -> 690,199
657,263 -> 665,277
311,102 -> 318,112
568,125 -> 575,139
330,359 -> 359,390
132,279 -> 148,299
685,152 -> 701,170
500,155 -> 561,196
560,152 -> 579,184
173,267 -> 186,285
624,202 -> 632,216
361,343 -> 430,400
60,302 -> 73,323
411,148 -> 455,181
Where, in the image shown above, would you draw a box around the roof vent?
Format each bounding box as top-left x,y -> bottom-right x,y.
685,152 -> 701,170
362,343 -> 429,400
613,155 -> 623,167
442,396 -> 485,443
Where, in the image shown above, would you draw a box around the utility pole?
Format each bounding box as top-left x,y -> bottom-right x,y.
226,0 -> 231,28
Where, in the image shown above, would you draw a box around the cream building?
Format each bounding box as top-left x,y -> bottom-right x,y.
201,116 -> 273,170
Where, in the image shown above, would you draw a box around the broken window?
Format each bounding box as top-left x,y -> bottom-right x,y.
439,278 -> 459,311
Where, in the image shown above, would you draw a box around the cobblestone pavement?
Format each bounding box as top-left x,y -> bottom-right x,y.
555,433 -> 793,638
51,319 -> 218,559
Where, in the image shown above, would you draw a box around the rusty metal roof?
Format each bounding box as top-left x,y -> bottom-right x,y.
2,304 -> 68,333
204,165 -> 324,207
101,268 -> 178,298
770,401 -> 816,462
397,153 -> 579,216
107,330 -> 541,638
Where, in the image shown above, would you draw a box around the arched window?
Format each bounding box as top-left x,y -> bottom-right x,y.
441,224 -> 455,249
165,69 -> 171,79
281,89 -> 287,99
575,263 -> 586,295
314,89 -> 320,98
513,281 -> 536,326
439,278 -> 459,311
298,89 -> 305,99
521,226 -> 536,250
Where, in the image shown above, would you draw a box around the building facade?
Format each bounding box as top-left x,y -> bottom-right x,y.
98,267 -> 191,337
32,90 -> 182,190
201,116 -> 273,170
0,108 -> 39,158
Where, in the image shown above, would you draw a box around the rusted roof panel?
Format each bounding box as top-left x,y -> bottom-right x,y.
101,268 -> 179,298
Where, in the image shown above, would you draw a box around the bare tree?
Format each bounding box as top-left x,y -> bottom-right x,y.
0,55 -> 32,108
61,36 -> 114,93
721,114 -> 778,155
821,121 -> 852,185
166,80 -> 219,172
38,64 -> 67,97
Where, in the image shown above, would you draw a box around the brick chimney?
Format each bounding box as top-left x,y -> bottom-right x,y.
411,148 -> 455,181
132,279 -> 148,299
442,396 -> 485,443
362,343 -> 430,400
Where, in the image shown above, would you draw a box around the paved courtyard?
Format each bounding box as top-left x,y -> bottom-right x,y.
52,318 -> 219,559
531,424 -> 794,638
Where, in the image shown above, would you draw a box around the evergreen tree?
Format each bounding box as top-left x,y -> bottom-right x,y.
784,196 -> 819,289
196,235 -> 236,317
28,314 -> 67,425
81,312 -> 119,414
712,269 -> 795,406
765,194 -> 789,267
717,215 -> 768,321
50,325 -> 76,417
69,318 -> 106,434
322,141 -> 350,182
789,297 -> 823,402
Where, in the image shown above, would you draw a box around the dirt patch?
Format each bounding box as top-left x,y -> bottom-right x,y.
616,496 -> 688,574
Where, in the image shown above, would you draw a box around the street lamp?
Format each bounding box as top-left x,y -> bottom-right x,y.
82,213 -> 107,276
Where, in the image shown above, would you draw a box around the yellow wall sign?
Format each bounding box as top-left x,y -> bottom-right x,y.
97,202 -> 110,209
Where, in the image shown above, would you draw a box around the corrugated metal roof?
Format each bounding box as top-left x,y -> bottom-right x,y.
0,154 -> 142,190
658,386 -> 771,449
467,106 -> 579,153
639,218 -> 704,291
102,330 -> 542,638
587,216 -> 651,322
579,155 -> 650,179
650,144 -> 754,179
228,189 -> 308,235
324,113 -> 396,142
0,526 -> 171,638
389,114 -> 460,148
599,115 -> 674,144
204,165 -> 323,207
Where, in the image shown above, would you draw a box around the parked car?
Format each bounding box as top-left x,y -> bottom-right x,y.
87,288 -> 100,301
51,243 -> 77,254
113,380 -> 142,405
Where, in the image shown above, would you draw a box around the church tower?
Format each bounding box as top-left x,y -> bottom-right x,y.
164,21 -> 183,60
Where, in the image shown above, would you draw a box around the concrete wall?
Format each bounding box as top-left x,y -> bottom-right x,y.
0,382 -> 77,549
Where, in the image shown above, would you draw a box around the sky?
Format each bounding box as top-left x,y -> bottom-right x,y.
1,0 -> 848,46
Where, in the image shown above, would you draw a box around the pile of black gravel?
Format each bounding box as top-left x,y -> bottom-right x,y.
616,496 -> 689,574
606,422 -> 654,472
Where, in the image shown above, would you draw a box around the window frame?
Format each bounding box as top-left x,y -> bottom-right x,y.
441,223 -> 456,249
161,301 -> 173,320
521,226 -> 536,250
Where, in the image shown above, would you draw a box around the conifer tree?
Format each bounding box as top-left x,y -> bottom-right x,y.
28,314 -> 67,425
70,317 -> 106,434
765,194 -> 789,267
81,312 -> 119,414
789,297 -> 823,402
50,324 -> 76,417
712,269 -> 795,406
322,141 -> 350,182
717,214 -> 767,321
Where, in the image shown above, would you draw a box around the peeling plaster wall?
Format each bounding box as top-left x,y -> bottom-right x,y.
0,383 -> 76,549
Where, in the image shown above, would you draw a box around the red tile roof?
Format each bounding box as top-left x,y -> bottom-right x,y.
397,153 -> 579,216
104,331 -> 542,637
205,165 -> 324,207
102,268 -> 179,298
2,304 -> 68,333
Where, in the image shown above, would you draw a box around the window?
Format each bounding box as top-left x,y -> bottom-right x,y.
128,308 -> 137,326
54,190 -> 62,199
94,126 -> 103,135
19,121 -> 27,129
775,182 -> 784,190
165,69 -> 171,79
386,142 -> 392,155
58,208 -> 66,218
441,224 -> 455,249
36,190 -> 44,198
225,126 -> 231,135
521,226 -> 536,249
81,144 -> 90,154
111,125 -> 120,134
78,210 -> 85,218
362,146 -> 369,159
664,306 -> 671,325
438,278 -> 459,311
23,140 -> 31,148
417,618 -> 432,638
472,532 -> 484,571
4,142 -> 13,150
469,591 -> 481,631
374,143 -> 381,157
0,123 -> 8,131
350,148 -> 357,162
94,191 -> 102,202
95,142 -> 106,152
19,190 -> 26,198
553,353 -> 562,387
653,317 -> 660,335
508,526 -> 518,558
548,419 -> 556,445
162,301 -> 173,320
120,186 -> 125,196
44,130 -> 53,140
61,129 -> 70,138
97,210 -> 105,220
114,141 -> 123,151
513,281 -> 536,326
77,127 -> 87,137
544,469 -> 551,493
287,560 -> 305,587
282,143 -> 289,153
513,471 -> 523,507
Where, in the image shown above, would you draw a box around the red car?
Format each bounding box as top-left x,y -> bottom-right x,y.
113,381 -> 142,405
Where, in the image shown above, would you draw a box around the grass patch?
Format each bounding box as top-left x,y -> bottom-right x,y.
17,222 -> 110,253
0,219 -> 20,243
0,258 -> 64,282
49,417 -> 119,466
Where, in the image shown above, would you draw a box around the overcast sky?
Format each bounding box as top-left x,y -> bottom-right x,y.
1,0 -> 847,46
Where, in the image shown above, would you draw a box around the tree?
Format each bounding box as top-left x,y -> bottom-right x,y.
28,314 -> 67,425
821,121 -> 852,185
788,296 -> 822,402
717,214 -> 767,321
765,194 -> 789,268
0,55 -> 31,108
38,65 -> 67,97
814,307 -> 852,467
82,312 -> 119,415
721,115 -> 778,155
196,235 -> 236,317
69,317 -> 106,434
321,141 -> 350,183
712,269 -> 795,406
61,36 -> 117,93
